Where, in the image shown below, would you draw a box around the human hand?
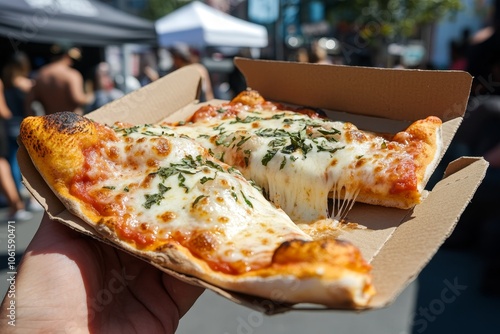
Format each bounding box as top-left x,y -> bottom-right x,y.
0,213 -> 204,333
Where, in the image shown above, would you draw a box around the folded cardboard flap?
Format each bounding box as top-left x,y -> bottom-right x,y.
235,58 -> 473,122
368,157 -> 488,308
87,65 -> 203,125
444,156 -> 489,178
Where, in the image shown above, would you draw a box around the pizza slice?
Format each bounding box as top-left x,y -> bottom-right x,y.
163,90 -> 443,223
20,112 -> 375,308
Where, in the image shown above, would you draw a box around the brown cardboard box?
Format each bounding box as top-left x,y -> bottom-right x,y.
18,58 -> 488,314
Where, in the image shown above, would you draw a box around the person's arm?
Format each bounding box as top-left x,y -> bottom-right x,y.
0,79 -> 12,119
0,214 -> 203,333
67,70 -> 94,107
24,83 -> 37,116
144,65 -> 160,82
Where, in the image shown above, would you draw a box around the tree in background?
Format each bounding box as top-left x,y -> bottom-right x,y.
326,0 -> 463,66
141,0 -> 189,20
342,0 -> 462,41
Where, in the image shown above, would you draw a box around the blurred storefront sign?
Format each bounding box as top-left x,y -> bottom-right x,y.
301,21 -> 330,36
248,0 -> 279,24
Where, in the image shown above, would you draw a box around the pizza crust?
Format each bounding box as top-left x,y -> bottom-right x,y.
96,222 -> 374,308
20,112 -> 376,308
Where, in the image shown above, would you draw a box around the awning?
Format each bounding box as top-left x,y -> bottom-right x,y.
0,0 -> 157,47
155,1 -> 268,48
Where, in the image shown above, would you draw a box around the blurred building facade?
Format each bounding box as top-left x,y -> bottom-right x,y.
100,0 -> 491,68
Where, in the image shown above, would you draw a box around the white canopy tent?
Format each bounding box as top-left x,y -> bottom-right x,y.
155,1 -> 268,49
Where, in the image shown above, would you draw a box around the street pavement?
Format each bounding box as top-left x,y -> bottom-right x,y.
1,206 -> 498,333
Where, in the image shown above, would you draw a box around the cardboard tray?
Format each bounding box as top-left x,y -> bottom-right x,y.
18,59 -> 488,314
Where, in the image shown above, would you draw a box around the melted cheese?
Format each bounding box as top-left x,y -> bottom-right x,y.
154,107 -> 420,223
80,127 -> 310,274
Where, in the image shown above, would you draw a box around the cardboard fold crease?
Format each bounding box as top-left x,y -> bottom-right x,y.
18,59 -> 487,313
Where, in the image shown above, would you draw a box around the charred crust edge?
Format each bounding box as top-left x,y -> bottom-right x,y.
43,111 -> 92,135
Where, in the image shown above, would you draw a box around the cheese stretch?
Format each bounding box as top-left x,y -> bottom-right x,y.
154,104 -> 424,223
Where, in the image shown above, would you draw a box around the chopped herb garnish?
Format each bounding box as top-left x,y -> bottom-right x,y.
192,195 -> 207,208
215,133 -> 231,147
115,126 -> 139,136
200,174 -> 216,184
230,116 -> 262,124
236,135 -> 251,147
231,191 -> 238,201
141,130 -> 157,136
213,123 -> 225,131
280,156 -> 287,170
269,137 -> 288,148
102,186 -> 116,190
228,167 -> 241,175
318,127 -> 341,136
243,149 -> 252,167
248,180 -> 263,193
262,149 -> 278,166
240,190 -> 253,208
316,141 -> 345,154
271,113 -> 286,119
205,160 -> 224,172
143,183 -> 171,209
178,173 -> 188,193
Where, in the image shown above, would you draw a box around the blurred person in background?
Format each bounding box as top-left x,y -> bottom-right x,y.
138,51 -> 160,87
228,48 -> 252,98
2,51 -> 34,192
87,62 -> 124,113
309,41 -> 332,64
294,47 -> 310,63
26,44 -> 93,116
0,78 -> 32,221
168,43 -> 214,101
449,29 -> 470,71
436,0 -> 500,297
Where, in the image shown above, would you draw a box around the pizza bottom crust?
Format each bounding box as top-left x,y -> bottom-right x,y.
49,185 -> 376,308
93,221 -> 374,308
